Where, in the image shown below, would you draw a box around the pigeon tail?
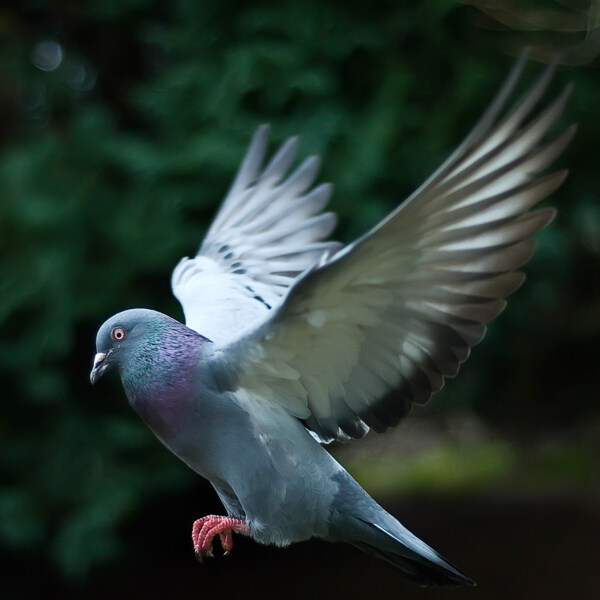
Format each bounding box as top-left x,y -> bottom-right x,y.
328,470 -> 475,587
346,516 -> 475,587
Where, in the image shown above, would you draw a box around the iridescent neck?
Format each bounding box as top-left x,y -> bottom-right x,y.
120,322 -> 208,433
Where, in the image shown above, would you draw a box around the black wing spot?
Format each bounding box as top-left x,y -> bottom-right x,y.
254,295 -> 271,310
244,284 -> 271,309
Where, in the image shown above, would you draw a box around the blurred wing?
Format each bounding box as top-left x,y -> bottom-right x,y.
228,56 -> 574,443
171,125 -> 341,343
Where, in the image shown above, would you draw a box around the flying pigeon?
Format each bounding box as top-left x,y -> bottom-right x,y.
90,55 -> 573,587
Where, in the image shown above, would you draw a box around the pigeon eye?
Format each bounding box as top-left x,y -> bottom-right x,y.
111,327 -> 126,342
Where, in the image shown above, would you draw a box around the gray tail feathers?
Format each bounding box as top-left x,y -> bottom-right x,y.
335,514 -> 475,587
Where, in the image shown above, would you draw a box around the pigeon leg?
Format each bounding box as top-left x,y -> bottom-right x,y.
191,515 -> 250,562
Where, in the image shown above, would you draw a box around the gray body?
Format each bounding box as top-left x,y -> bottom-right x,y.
139,347 -> 338,546
94,309 -> 470,585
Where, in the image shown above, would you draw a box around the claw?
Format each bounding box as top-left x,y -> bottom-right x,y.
191,514 -> 251,563
195,548 -> 214,563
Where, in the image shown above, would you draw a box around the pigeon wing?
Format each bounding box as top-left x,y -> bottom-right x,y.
224,56 -> 574,443
171,126 -> 341,344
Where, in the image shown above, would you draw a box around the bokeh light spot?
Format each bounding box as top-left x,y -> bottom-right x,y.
31,40 -> 63,72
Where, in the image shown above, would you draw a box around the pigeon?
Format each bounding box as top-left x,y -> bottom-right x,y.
90,55 -> 573,587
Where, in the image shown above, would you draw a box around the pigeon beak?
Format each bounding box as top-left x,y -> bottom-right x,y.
90,352 -> 108,385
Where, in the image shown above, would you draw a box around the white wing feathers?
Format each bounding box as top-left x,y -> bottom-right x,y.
171,125 -> 341,343
222,57 -> 573,443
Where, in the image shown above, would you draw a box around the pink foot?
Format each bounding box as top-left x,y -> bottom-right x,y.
191,515 -> 251,563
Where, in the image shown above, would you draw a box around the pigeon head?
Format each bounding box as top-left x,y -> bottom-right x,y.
91,308 -> 212,436
90,308 -> 207,386
91,308 -> 167,384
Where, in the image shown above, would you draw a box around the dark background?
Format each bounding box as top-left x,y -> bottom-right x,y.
1,1 -> 598,598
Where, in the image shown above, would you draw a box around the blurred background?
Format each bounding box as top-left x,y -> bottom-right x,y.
0,1 -> 599,598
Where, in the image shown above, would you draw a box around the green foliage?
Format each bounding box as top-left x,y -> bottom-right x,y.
0,0 -> 598,580
345,431 -> 600,497
347,440 -> 518,496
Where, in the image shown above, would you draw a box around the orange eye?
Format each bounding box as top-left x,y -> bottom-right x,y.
111,326 -> 126,342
